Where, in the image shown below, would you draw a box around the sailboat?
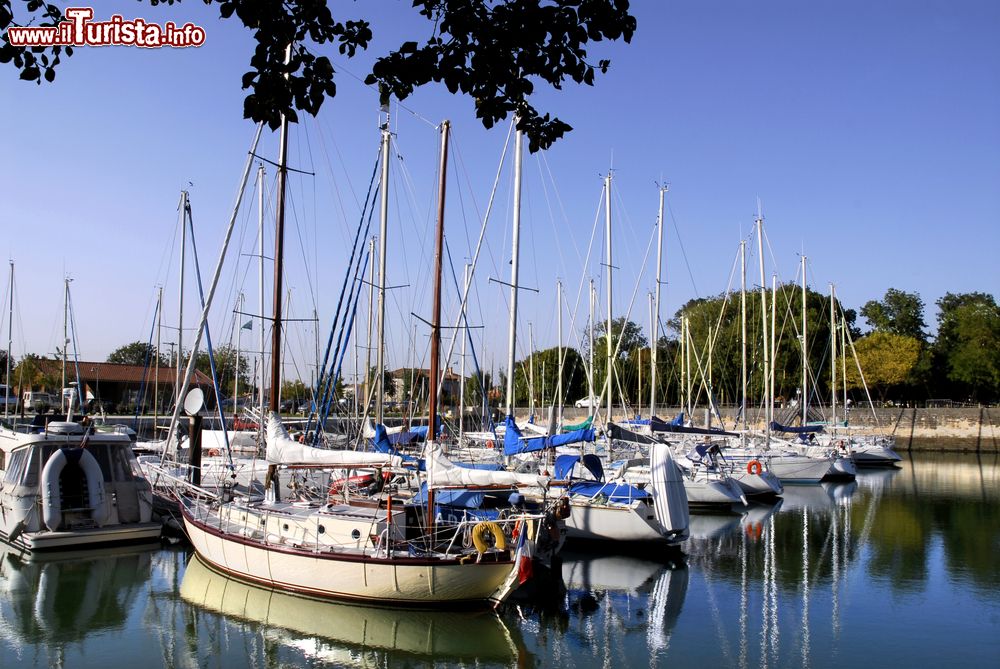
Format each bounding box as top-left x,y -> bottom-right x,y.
177,118 -> 546,608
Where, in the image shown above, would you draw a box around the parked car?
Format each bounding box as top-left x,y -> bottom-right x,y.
573,396 -> 598,409
21,391 -> 54,413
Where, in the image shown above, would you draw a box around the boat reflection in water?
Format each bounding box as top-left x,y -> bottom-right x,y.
0,543 -> 157,663
179,555 -> 524,667
538,550 -> 688,664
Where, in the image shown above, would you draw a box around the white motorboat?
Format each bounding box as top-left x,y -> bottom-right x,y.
0,421 -> 161,550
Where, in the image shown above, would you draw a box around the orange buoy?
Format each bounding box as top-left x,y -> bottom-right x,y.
747,459 -> 763,475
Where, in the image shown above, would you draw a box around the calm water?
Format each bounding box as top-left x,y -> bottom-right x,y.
2,452 -> 998,668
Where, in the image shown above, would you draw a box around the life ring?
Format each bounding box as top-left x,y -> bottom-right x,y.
486,440 -> 495,449
206,448 -> 221,457
471,521 -> 507,554
746,460 -> 763,476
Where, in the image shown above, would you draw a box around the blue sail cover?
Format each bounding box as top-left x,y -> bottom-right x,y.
371,424 -> 419,463
502,415 -> 596,456
409,483 -> 485,508
769,421 -> 824,434
568,481 -> 650,504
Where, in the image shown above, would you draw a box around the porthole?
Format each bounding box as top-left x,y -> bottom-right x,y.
283,524 -> 289,531
318,525 -> 325,534
351,529 -> 361,540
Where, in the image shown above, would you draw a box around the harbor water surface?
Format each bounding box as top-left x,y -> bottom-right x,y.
2,452 -> 998,668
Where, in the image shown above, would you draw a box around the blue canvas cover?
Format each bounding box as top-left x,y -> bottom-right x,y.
503,415 -> 596,455
371,424 -> 419,463
568,481 -> 650,504
409,482 -> 485,508
769,421 -> 824,434
581,454 -> 605,482
554,454 -> 581,480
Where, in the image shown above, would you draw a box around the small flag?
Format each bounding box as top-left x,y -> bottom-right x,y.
241,320 -> 253,330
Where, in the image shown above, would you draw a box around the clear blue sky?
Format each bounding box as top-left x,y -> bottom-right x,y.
1,0 -> 998,386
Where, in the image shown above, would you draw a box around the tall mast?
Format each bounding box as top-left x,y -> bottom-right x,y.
427,120 -> 450,442
556,280 -> 563,420
651,185 -> 666,418
684,316 -> 692,416
604,172 -> 613,422
801,255 -> 808,425
257,164 -> 267,419
176,190 -> 187,406
771,273 -> 777,428
62,276 -> 69,413
588,279 -> 595,410
756,213 -> 769,432
365,236 -> 375,411
154,286 -> 162,427
375,118 -> 391,424
4,261 -> 12,419
740,240 -> 748,433
268,48 -> 291,413
504,128 -> 523,418
460,263 -> 470,442
234,292 -> 244,419
830,283 -> 837,427
647,292 -> 653,417
528,323 -> 534,417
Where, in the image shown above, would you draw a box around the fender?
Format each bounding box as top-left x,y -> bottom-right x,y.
41,448 -> 107,531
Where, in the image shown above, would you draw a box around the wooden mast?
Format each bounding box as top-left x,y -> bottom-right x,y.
427,121 -> 450,443
426,120 -> 450,534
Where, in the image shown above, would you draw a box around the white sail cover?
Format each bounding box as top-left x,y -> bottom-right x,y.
266,413 -> 400,467
649,443 -> 690,532
425,442 -> 549,489
362,419 -> 405,438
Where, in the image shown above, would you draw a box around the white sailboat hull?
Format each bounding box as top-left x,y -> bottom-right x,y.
564,500 -> 685,544
181,505 -> 518,607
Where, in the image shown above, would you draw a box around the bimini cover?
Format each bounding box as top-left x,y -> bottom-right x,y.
424,441 -> 549,489
650,443 -> 689,533
769,421 -> 824,434
554,454 -> 580,480
569,481 -> 650,504
266,413 -> 400,467
410,482 -> 485,508
581,454 -> 605,482
503,415 -> 595,456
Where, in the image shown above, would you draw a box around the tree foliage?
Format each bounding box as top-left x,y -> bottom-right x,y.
190,344 -> 250,397
12,353 -> 60,390
861,288 -> 927,340
3,0 -> 636,151
107,341 -> 169,367
932,292 -> 1000,401
512,346 -> 587,407
843,331 -> 921,400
